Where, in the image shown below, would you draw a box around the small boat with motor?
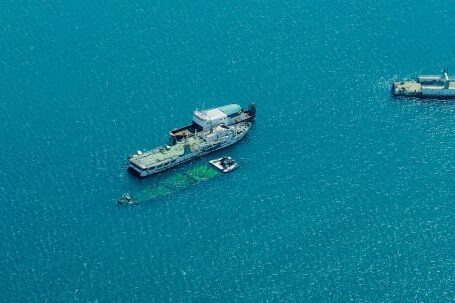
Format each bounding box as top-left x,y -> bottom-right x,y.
209,156 -> 239,173
117,193 -> 137,205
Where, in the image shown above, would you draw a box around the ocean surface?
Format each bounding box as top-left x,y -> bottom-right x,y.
1,1 -> 455,302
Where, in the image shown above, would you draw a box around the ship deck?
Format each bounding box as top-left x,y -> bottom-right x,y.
129,144 -> 185,169
393,81 -> 421,95
170,123 -> 202,138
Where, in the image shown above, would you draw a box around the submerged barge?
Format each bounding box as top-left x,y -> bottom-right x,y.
393,68 -> 455,99
119,164 -> 221,205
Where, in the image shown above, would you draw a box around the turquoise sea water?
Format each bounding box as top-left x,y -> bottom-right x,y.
1,1 -> 455,302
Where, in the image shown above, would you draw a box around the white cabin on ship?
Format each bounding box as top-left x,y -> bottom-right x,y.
192,104 -> 244,129
169,103 -> 256,145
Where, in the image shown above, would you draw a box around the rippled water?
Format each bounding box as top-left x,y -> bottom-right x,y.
1,1 -> 455,301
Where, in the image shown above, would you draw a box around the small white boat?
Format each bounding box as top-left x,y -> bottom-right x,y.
117,193 -> 137,205
209,156 -> 239,173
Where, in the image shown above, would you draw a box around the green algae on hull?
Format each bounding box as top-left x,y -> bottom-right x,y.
186,165 -> 219,181
118,164 -> 221,205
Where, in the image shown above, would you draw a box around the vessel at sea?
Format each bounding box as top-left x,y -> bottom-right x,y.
128,121 -> 252,178
128,103 -> 255,177
393,68 -> 455,99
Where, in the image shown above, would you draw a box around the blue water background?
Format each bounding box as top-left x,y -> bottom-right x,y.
1,1 -> 455,301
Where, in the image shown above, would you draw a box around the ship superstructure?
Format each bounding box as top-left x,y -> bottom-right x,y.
393,68 -> 455,98
169,103 -> 255,144
128,122 -> 250,177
